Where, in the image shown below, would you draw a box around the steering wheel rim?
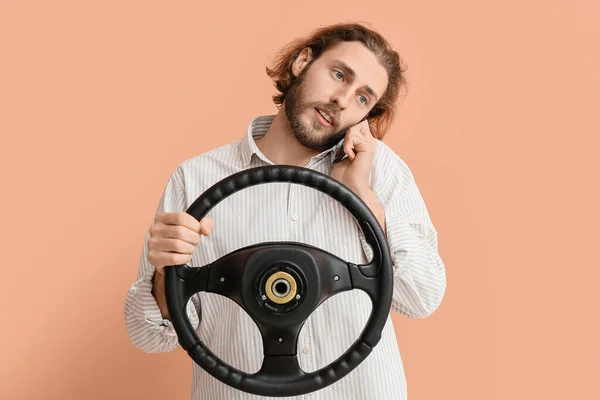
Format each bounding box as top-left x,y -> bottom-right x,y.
164,165 -> 393,397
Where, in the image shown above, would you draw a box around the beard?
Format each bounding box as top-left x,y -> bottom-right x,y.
284,70 -> 347,152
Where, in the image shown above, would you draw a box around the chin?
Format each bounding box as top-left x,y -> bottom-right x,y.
287,109 -> 337,151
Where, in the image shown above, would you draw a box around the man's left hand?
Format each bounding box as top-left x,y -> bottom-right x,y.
331,120 -> 386,231
331,120 -> 377,196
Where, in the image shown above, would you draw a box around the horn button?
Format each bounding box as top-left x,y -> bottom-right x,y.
257,263 -> 305,313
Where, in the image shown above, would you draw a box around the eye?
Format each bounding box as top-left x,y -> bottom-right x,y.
358,95 -> 368,104
333,70 -> 344,80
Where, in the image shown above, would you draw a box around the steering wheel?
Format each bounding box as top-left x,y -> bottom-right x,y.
164,165 -> 393,397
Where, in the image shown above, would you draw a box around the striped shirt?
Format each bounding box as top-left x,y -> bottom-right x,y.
124,115 -> 446,399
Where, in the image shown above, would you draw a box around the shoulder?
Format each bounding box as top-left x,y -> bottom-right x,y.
370,140 -> 430,210
372,139 -> 415,184
180,139 -> 243,169
169,138 -> 244,188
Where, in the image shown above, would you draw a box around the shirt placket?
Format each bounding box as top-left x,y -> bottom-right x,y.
289,165 -> 324,394
288,181 -> 320,395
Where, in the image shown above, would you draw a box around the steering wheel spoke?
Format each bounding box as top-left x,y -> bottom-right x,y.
204,249 -> 251,306
259,354 -> 303,378
260,319 -> 302,352
311,250 -> 354,303
348,262 -> 383,302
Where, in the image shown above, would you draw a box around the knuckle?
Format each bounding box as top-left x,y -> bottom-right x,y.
176,225 -> 188,239
176,212 -> 189,225
170,252 -> 190,265
151,222 -> 165,235
187,243 -> 196,254
192,232 -> 201,244
174,240 -> 185,253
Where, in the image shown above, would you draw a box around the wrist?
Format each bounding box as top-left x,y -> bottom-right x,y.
352,184 -> 377,203
346,182 -> 370,199
151,270 -> 170,320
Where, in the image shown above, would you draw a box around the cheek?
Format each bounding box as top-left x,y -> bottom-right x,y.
339,114 -> 367,131
303,73 -> 334,100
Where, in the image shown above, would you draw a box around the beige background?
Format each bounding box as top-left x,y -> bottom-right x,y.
1,0 -> 598,399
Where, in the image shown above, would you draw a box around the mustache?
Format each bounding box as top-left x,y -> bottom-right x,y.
309,103 -> 340,123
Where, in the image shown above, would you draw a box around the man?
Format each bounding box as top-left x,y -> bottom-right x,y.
125,23 -> 446,399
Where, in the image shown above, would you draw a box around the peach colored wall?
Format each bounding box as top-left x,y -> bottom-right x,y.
1,1 -> 598,399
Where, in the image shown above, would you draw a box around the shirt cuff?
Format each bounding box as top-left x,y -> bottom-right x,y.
137,273 -> 200,336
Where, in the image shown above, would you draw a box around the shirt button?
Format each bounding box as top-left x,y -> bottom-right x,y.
302,347 -> 310,354
291,215 -> 298,221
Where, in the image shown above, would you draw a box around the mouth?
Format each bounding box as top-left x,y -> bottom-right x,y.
315,108 -> 335,127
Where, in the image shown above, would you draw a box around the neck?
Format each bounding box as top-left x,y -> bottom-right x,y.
255,107 -> 320,167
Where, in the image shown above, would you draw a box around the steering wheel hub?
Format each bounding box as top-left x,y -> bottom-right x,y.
255,261 -> 306,314
266,271 -> 296,303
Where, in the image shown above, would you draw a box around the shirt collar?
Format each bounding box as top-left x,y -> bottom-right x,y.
240,115 -> 345,167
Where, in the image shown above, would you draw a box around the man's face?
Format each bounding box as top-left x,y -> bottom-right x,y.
284,41 -> 389,152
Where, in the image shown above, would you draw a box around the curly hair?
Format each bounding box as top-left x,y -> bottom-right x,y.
266,23 -> 408,139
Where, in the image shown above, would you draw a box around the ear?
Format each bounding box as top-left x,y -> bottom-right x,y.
291,47 -> 313,77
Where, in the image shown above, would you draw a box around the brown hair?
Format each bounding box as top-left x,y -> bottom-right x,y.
266,23 -> 408,139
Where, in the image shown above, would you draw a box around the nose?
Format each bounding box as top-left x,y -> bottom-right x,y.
330,87 -> 352,110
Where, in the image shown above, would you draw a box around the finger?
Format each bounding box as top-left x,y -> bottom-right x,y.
351,124 -> 377,155
157,224 -> 201,244
149,250 -> 192,269
357,121 -> 375,143
152,237 -> 196,254
156,212 -> 201,233
199,216 -> 214,236
345,130 -> 368,159
357,120 -> 374,139
343,129 -> 361,159
343,135 -> 356,160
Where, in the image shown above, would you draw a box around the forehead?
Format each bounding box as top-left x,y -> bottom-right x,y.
317,41 -> 388,97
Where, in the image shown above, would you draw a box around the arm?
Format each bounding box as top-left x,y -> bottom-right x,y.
357,148 -> 446,318
124,167 -> 201,353
330,122 -> 446,318
151,271 -> 170,320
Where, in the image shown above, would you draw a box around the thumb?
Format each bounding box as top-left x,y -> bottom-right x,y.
199,216 -> 214,236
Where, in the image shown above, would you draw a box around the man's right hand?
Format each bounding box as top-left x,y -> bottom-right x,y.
147,212 -> 213,321
148,211 -> 214,274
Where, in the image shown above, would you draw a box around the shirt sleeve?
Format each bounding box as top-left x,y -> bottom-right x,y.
361,142 -> 447,318
124,166 -> 201,353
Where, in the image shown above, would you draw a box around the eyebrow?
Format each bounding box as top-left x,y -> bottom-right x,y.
332,60 -> 380,101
